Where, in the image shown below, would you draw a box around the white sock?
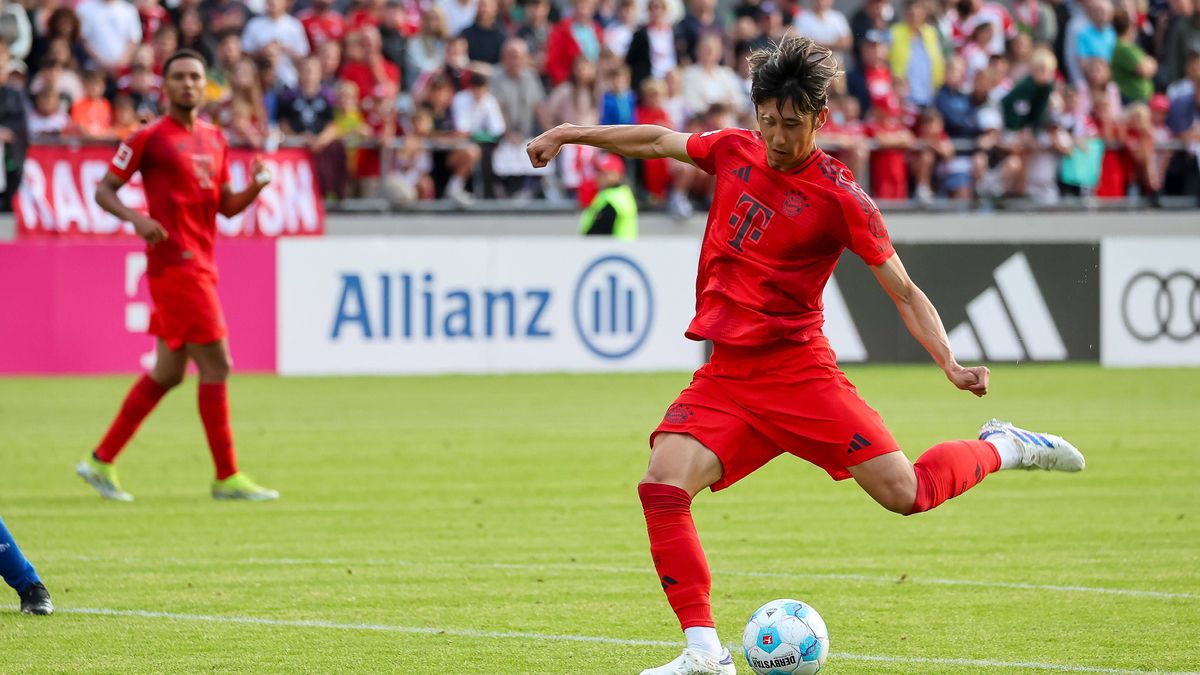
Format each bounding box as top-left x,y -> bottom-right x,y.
446,176 -> 465,193
986,433 -> 1022,470
684,626 -> 723,656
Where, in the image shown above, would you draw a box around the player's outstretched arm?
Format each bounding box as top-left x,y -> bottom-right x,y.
871,253 -> 990,397
95,172 -> 168,245
219,157 -> 271,217
526,123 -> 694,168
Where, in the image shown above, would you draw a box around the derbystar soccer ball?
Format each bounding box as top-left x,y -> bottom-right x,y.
742,599 -> 829,675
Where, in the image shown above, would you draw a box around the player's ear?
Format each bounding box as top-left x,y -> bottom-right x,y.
814,107 -> 830,131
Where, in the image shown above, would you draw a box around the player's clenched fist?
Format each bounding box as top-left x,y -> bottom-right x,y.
133,214 -> 168,245
946,364 -> 990,397
527,124 -> 575,168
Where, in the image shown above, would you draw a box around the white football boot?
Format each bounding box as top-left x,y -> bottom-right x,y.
979,419 -> 1086,472
639,648 -> 736,675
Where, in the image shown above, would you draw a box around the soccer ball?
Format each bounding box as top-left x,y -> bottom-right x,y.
742,599 -> 829,675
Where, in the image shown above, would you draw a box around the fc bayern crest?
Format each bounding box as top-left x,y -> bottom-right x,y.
783,191 -> 809,217
868,210 -> 887,239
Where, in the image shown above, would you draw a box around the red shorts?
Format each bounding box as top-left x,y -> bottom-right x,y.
147,267 -> 228,351
651,336 -> 899,491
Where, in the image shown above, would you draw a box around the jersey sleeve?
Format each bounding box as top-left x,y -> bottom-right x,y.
832,173 -> 894,266
108,126 -> 151,182
686,128 -> 751,175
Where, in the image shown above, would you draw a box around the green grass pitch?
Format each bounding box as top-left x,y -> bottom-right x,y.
1,365 -> 1198,673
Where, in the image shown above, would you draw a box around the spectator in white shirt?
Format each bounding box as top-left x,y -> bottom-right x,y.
605,0 -> 639,59
794,0 -> 852,64
680,33 -> 745,116
76,0 -> 141,73
452,65 -> 505,140
439,0 -> 477,38
242,0 -> 309,89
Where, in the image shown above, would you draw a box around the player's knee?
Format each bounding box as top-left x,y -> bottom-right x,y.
150,369 -> 185,389
198,359 -> 232,382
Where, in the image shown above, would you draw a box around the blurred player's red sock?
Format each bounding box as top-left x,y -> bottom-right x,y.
638,483 -> 715,629
910,440 -> 1001,513
198,383 -> 238,480
94,374 -> 169,463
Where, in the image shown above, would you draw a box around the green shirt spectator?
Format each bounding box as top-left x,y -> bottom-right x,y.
1111,9 -> 1156,103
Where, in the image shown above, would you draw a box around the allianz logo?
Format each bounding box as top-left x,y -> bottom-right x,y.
328,254 -> 655,359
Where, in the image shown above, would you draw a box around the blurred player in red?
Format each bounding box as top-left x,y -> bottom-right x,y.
76,49 -> 279,503
528,36 -> 1085,675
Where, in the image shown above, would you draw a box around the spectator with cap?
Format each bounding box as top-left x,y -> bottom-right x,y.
580,153 -> 638,240
889,0 -> 943,107
851,0 -> 894,65
846,28 -> 891,116
242,0 -> 309,89
462,0 -> 507,64
76,0 -> 142,73
545,0 -> 603,86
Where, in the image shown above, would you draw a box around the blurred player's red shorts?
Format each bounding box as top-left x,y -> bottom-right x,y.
651,335 -> 899,491
147,267 -> 228,351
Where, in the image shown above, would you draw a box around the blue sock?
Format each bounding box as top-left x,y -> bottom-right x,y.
0,516 -> 41,593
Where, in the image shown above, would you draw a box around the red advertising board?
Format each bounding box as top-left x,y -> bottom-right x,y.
14,144 -> 325,238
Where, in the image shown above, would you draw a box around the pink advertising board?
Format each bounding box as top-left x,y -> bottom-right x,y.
0,240 -> 276,374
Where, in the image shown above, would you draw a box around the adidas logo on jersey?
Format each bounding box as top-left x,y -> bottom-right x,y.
731,165 -> 752,183
947,253 -> 1067,362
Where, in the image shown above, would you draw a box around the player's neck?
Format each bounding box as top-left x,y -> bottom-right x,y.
772,142 -> 819,173
167,107 -> 199,130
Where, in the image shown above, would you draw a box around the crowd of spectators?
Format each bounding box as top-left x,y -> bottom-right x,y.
0,0 -> 1198,212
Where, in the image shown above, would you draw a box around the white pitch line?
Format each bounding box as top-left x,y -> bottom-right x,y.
59,554 -> 1199,601
61,607 -> 1197,675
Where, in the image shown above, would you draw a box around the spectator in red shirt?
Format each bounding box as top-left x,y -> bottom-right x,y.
634,77 -> 674,199
866,93 -> 915,200
298,0 -> 345,51
340,27 -> 401,103
545,0 -> 603,86
199,0 -> 251,37
348,0 -> 386,31
136,0 -> 170,43
846,30 -> 892,117
71,68 -> 114,138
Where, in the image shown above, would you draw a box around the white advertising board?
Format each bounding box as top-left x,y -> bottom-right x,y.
1102,237 -> 1200,367
278,237 -> 706,375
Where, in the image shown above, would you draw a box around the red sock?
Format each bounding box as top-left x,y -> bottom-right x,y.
198,382 -> 239,480
638,483 -> 714,630
94,375 -> 169,463
910,440 -> 1002,514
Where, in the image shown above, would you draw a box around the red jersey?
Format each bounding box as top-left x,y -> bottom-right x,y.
685,128 -> 894,346
108,116 -> 230,277
298,9 -> 346,49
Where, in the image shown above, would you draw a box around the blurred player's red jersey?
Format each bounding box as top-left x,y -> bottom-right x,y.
109,116 -> 230,277
684,128 -> 894,346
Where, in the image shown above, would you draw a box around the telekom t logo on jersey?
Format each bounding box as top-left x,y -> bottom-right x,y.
727,193 -> 774,252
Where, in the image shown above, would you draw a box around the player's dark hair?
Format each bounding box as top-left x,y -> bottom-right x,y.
163,48 -> 208,76
747,35 -> 841,119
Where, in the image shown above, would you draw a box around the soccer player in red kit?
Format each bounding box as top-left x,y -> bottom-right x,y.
528,36 -> 1085,675
75,49 -> 279,502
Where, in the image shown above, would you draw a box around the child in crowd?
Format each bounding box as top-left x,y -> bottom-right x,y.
111,95 -> 141,140
634,78 -> 675,201
71,70 -> 114,139
821,94 -> 869,180
600,64 -> 636,126
387,108 -> 436,206
912,108 -> 956,203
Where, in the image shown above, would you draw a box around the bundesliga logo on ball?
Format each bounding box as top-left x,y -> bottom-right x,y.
742,599 -> 830,675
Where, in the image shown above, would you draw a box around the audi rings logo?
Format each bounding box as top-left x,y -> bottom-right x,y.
1121,271 -> 1200,342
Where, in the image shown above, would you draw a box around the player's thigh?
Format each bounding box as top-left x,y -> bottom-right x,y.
847,451 -> 917,515
185,339 -> 232,382
150,339 -> 188,388
643,432 -> 724,498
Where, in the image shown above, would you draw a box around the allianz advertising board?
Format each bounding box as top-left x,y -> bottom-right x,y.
278,238 -> 707,375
